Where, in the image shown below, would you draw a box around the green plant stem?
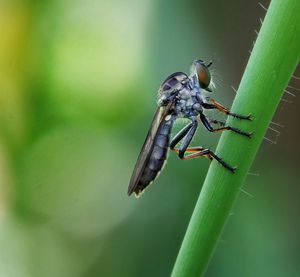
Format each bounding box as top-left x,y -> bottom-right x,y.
171,0 -> 300,276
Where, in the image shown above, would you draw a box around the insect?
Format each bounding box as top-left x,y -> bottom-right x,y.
128,60 -> 252,197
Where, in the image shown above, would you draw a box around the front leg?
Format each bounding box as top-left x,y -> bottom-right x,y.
200,113 -> 252,138
202,98 -> 252,120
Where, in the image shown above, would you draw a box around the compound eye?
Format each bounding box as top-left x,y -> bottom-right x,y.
195,63 -> 211,89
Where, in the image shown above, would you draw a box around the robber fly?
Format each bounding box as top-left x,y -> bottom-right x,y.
128,60 -> 252,197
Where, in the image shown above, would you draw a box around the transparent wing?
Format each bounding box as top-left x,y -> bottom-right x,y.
128,102 -> 173,196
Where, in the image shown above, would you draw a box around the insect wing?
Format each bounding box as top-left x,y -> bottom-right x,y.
128,103 -> 173,196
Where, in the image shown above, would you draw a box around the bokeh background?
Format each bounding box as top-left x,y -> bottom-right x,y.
0,0 -> 299,276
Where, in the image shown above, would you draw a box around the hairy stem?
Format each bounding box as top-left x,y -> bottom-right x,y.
171,0 -> 300,276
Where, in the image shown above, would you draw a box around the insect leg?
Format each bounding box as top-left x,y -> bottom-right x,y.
169,122 -> 194,149
181,149 -> 236,172
170,121 -> 198,158
200,113 -> 252,138
177,121 -> 198,158
208,118 -> 226,126
202,99 -> 252,120
172,146 -> 212,160
170,119 -> 235,171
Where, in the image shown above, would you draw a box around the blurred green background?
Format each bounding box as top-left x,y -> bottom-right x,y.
0,0 -> 299,276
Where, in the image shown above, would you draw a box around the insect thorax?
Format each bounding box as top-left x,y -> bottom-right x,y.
158,72 -> 204,118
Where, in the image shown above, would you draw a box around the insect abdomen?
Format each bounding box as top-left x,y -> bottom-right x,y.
138,120 -> 173,193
